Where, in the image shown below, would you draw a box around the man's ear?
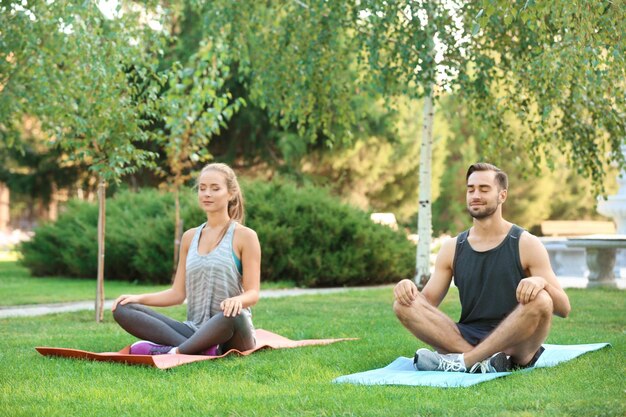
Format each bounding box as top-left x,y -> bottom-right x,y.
498,189 -> 508,204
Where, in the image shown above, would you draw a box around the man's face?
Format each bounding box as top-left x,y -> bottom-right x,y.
466,170 -> 506,220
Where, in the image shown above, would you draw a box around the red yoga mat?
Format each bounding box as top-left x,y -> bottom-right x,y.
36,329 -> 356,370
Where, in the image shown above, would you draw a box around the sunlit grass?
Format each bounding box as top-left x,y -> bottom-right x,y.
1,280 -> 623,416
0,250 -> 18,261
0,261 -> 295,306
0,260 -> 171,306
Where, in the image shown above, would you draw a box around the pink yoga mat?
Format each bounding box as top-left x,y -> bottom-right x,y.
36,329 -> 356,369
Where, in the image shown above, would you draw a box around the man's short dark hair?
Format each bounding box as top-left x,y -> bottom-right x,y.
466,163 -> 508,190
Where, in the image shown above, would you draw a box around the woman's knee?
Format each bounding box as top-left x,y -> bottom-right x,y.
208,312 -> 246,331
112,303 -> 138,322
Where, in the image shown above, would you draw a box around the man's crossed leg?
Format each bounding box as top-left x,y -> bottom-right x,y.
393,289 -> 552,373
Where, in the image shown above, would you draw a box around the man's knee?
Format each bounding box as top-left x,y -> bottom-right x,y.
393,300 -> 406,319
534,290 -> 553,314
393,298 -> 424,324
522,290 -> 553,318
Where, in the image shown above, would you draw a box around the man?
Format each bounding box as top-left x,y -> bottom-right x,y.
393,162 -> 571,373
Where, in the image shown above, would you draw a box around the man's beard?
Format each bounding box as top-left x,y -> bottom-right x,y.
467,203 -> 499,219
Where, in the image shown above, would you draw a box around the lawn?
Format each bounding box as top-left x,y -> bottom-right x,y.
0,265 -> 624,416
0,259 -> 291,306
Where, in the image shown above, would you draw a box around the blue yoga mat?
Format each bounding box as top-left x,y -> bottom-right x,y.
333,343 -> 610,387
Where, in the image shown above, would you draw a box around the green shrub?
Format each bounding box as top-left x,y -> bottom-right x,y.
20,180 -> 415,286
20,189 -> 176,283
20,200 -> 99,277
244,180 -> 415,287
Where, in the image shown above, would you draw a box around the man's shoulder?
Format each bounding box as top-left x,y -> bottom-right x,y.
516,228 -> 543,250
437,235 -> 460,262
449,229 -> 470,246
442,234 -> 460,247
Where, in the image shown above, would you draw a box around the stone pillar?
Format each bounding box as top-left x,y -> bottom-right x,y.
0,182 -> 9,232
597,145 -> 626,278
585,247 -> 617,288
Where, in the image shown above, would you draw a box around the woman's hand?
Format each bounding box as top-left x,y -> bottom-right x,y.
111,294 -> 142,311
220,297 -> 243,317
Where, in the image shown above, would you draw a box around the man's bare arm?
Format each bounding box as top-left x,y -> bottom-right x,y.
421,237 -> 457,307
394,237 -> 456,307
519,233 -> 571,318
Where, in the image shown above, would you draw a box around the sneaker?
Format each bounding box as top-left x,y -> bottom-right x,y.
199,345 -> 219,356
512,346 -> 545,370
130,340 -> 174,355
413,348 -> 467,372
468,352 -> 512,373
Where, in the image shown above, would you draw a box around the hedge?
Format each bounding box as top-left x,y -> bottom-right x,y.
20,180 -> 416,287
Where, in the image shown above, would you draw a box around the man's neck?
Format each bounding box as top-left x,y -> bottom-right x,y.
471,215 -> 511,238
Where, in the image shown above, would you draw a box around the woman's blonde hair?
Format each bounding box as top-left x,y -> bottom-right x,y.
198,163 -> 245,224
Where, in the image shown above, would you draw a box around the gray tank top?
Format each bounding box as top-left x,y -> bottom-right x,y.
184,221 -> 253,331
452,224 -> 526,329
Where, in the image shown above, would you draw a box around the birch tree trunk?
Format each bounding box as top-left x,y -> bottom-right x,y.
415,89 -> 434,289
95,178 -> 106,322
0,182 -> 9,232
173,187 -> 183,282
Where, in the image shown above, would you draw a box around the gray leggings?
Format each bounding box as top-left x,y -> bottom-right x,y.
113,303 -> 255,354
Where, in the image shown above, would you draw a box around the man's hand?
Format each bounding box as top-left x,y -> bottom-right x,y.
394,279 -> 418,306
516,277 -> 547,304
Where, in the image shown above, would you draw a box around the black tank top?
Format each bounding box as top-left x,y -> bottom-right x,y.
452,224 -> 526,329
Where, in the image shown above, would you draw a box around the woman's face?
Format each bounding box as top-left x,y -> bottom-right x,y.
197,170 -> 232,214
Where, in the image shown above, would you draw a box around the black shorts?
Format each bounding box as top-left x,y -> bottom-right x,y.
456,322 -> 495,346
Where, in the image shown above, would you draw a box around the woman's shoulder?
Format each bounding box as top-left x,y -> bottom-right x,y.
233,223 -> 259,245
234,223 -> 258,238
182,225 -> 202,241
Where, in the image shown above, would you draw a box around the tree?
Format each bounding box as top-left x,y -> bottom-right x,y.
434,93 -> 620,236
1,1 -> 160,321
155,40 -> 243,273
463,1 -> 626,191
353,1 -> 469,286
200,0 -> 478,285
198,0 -> 625,286
0,116 -> 84,224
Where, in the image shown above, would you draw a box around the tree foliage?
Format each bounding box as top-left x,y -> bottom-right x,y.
194,0 -> 624,190
3,0 -> 623,243
0,0 -> 160,181
202,1 -> 360,144
155,40 -> 244,186
463,0 -> 626,191
433,94 -> 618,236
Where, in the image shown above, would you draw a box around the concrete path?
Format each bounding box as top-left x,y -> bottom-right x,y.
1,277 -> 623,319
0,285 -> 390,319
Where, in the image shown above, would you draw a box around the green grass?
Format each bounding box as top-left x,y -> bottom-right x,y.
0,251 -> 18,262
0,260 -> 171,306
0,260 -> 294,306
1,269 -> 624,416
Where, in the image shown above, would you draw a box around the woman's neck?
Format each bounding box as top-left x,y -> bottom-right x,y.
206,214 -> 231,228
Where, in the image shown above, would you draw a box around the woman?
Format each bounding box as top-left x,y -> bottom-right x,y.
112,163 -> 261,355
